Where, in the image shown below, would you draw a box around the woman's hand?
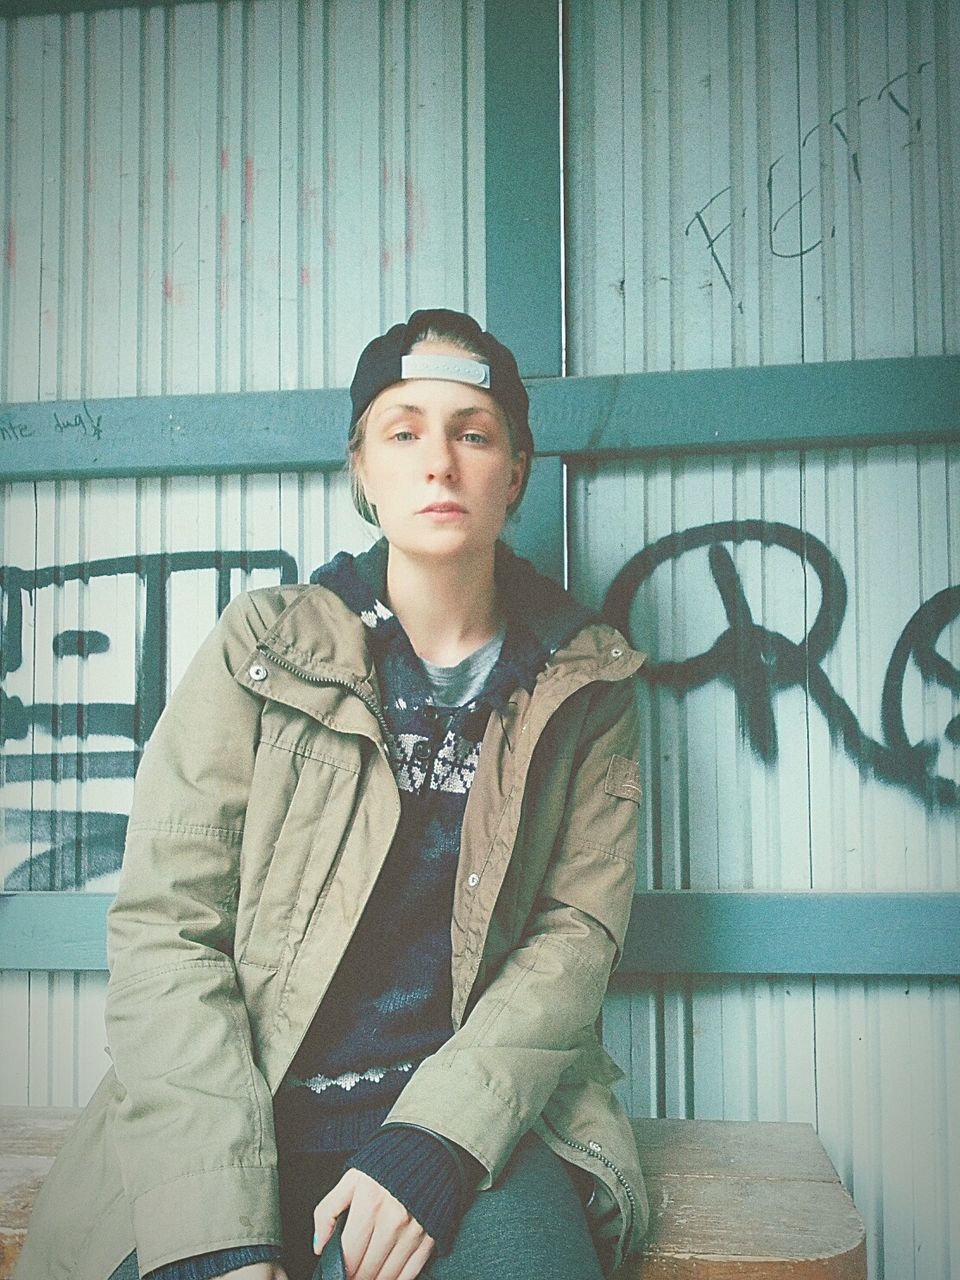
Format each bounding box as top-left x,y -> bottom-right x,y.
313,1169 -> 435,1280
218,1265 -> 289,1279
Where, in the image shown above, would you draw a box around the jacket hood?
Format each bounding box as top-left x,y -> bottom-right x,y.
309,537 -> 596,662
242,541 -> 641,733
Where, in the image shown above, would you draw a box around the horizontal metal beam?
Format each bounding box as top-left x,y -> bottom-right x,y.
0,388 -> 352,483
0,892 -> 112,971
2,356 -> 956,484
0,2 -> 168,14
531,354 -> 960,456
618,890 -> 960,978
2,890 -> 958,977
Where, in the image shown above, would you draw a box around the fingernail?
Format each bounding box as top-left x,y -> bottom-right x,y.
313,1232 -> 319,1252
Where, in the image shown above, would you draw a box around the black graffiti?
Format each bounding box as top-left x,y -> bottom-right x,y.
1,549 -> 299,889
604,521 -> 959,810
766,157 -> 822,260
1,549 -> 299,741
52,629 -> 111,658
2,812 -> 129,891
0,404 -> 105,449
53,402 -> 103,441
3,528 -> 957,894
689,61 -> 933,294
0,416 -> 34,444
801,63 -> 932,161
684,188 -> 740,306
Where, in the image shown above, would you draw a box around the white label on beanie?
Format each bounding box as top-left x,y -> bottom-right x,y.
400,353 -> 491,388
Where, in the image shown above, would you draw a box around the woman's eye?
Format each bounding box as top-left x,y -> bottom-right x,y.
390,429 -> 416,441
461,431 -> 488,445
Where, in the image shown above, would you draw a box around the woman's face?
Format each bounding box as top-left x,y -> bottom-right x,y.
356,340 -> 526,564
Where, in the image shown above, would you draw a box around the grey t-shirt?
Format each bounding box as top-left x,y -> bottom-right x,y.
419,626 -> 506,708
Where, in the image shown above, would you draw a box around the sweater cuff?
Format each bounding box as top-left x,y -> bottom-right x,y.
146,1244 -> 281,1280
346,1126 -> 483,1255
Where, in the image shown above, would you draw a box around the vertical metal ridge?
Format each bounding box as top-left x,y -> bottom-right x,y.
294,0 -> 308,388
666,0 -> 682,370
793,0 -> 807,361
214,1 -> 227,392
934,1 -> 959,349
0,18 -> 7,403
320,0 -> 333,386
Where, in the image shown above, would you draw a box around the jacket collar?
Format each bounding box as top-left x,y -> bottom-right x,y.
244,541 -> 643,737
308,537 -> 598,673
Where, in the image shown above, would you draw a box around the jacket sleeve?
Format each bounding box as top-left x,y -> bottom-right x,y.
383,675 -> 641,1183
104,594 -> 280,1276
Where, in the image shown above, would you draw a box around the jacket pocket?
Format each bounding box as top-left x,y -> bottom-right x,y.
604,753 -> 643,804
236,738 -> 359,969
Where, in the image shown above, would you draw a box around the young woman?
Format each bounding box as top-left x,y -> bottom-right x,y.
16,309 -> 648,1280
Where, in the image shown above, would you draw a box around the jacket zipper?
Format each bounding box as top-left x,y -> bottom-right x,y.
256,643 -> 395,751
541,1116 -> 636,1241
254,641 -> 401,1088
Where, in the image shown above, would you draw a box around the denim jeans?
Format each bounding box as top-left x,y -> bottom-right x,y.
110,1131 -> 605,1280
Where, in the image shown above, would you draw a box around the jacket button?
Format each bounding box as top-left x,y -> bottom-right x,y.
611,648 -> 623,658
248,663 -> 268,681
412,740 -> 431,764
467,873 -> 480,888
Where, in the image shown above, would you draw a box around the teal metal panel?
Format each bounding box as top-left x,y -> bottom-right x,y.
0,2 -> 488,402
619,892 -> 960,978
2,356 -> 957,482
503,455 -> 564,583
0,892 -> 113,969
563,0 -> 958,376
483,0 -> 562,377
0,388 -> 351,480
4,891 -> 958,975
0,3 -> 155,12
529,356 -> 960,456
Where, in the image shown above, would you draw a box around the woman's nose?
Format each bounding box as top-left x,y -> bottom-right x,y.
425,438 -> 456,481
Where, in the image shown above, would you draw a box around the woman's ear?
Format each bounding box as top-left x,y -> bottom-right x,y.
349,444 -> 379,526
508,451 -> 528,505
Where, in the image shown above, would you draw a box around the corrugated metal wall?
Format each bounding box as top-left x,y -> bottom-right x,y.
0,468 -> 378,1106
563,3 -> 959,1277
0,0 -> 485,402
565,0 -> 959,372
1,2 -> 958,1278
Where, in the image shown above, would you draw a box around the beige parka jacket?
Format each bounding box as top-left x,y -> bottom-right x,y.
15,563 -> 649,1280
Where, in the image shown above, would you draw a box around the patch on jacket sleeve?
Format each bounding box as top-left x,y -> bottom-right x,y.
605,754 -> 643,804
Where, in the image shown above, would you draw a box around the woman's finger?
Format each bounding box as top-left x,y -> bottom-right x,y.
350,1203 -> 425,1280
395,1234 -> 436,1280
334,1170 -> 433,1280
340,1193 -> 408,1278
313,1174 -> 361,1254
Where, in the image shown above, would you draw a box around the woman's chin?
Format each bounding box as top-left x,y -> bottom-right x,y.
382,522 -> 501,562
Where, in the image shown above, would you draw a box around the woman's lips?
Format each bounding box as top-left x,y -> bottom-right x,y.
419,502 -> 467,515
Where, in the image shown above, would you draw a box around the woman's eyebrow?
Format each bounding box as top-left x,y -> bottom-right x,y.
449,406 -> 495,420
381,403 -> 425,416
